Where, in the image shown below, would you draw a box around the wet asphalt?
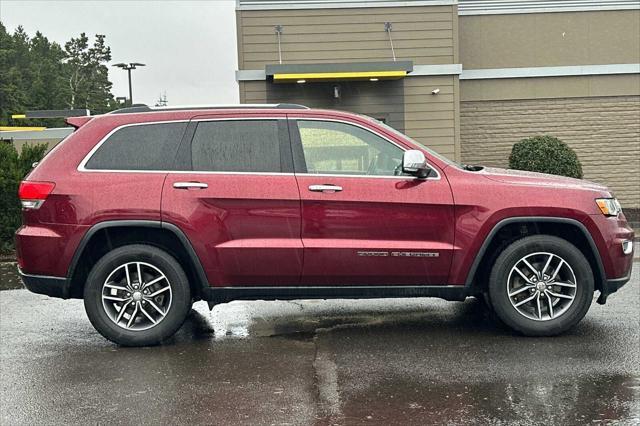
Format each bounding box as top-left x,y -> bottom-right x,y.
0,268 -> 638,425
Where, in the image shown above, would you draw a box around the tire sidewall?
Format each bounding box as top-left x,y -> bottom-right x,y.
489,235 -> 594,336
84,244 -> 191,346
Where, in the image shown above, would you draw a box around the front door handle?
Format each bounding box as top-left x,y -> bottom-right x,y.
173,182 -> 208,189
309,184 -> 343,193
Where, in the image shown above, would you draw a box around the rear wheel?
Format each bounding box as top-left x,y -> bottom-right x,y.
84,244 -> 191,346
488,235 -> 594,336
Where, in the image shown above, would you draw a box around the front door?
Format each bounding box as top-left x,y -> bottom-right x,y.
290,117 -> 455,286
161,115 -> 303,287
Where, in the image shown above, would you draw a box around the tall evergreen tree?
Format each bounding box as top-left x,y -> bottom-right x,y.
64,32 -> 116,113
0,23 -> 117,125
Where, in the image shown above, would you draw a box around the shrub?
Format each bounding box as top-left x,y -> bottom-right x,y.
509,135 -> 583,179
0,142 -> 48,253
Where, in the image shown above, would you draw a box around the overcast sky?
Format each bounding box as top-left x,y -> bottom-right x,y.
1,0 -> 239,106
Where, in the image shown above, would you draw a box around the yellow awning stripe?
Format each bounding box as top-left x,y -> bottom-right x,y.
0,126 -> 47,132
273,70 -> 407,82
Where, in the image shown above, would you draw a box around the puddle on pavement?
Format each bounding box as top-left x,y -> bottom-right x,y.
333,374 -> 640,425
193,297 -> 488,340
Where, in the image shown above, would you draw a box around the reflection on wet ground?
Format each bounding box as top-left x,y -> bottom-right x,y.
1,268 -> 638,425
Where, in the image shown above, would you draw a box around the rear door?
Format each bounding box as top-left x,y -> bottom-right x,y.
290,117 -> 455,286
161,114 -> 303,287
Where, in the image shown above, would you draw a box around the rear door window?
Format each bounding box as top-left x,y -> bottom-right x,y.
190,120 -> 282,173
84,122 -> 187,170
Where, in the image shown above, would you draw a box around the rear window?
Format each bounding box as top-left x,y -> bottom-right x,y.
190,120 -> 281,172
84,122 -> 187,170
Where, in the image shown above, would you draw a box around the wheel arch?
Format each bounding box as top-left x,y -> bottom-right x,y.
465,217 -> 606,293
67,220 -> 209,300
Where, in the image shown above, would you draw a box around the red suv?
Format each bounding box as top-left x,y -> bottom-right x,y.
16,104 -> 634,345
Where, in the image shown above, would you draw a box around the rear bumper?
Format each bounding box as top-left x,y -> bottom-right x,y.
18,268 -> 70,299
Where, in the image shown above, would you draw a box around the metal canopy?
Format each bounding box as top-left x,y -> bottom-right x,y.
11,109 -> 90,119
266,61 -> 413,83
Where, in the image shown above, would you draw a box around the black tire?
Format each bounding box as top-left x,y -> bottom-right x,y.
488,235 -> 594,336
84,244 -> 191,346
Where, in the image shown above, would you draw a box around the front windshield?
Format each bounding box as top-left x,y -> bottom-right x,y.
363,116 -> 461,169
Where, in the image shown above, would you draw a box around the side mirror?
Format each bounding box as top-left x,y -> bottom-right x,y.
402,150 -> 431,179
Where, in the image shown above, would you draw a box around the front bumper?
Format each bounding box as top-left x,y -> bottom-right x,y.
597,264 -> 633,305
18,268 -> 70,299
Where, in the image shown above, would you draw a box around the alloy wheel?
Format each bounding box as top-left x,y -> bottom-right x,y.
506,252 -> 577,321
101,262 -> 172,331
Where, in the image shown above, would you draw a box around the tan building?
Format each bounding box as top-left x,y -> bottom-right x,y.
235,0 -> 640,216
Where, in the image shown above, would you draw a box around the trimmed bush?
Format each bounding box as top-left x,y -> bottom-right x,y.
509,135 -> 583,179
0,142 -> 48,253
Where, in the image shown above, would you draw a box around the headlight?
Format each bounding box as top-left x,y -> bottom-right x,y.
596,198 -> 622,217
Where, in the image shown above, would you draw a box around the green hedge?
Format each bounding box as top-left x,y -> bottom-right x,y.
509,135 -> 583,179
0,142 -> 48,253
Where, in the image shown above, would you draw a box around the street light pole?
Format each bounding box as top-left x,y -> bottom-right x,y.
112,62 -> 146,106
127,68 -> 133,105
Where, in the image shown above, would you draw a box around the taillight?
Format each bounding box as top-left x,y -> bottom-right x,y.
18,181 -> 55,209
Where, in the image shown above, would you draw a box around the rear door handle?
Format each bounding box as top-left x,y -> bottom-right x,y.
309,184 -> 343,193
173,182 -> 208,189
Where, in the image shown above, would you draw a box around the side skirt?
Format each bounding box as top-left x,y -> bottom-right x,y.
201,285 -> 471,305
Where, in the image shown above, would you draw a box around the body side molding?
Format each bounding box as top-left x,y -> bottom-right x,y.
202,285 -> 469,304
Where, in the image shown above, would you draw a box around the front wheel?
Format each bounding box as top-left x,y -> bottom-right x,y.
84,244 -> 191,346
488,235 -> 594,336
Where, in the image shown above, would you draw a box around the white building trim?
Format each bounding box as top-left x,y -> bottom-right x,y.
237,0 -> 639,13
237,0 -> 456,10
460,64 -> 640,80
236,64 -> 462,81
238,64 -> 640,82
412,64 -> 462,76
458,0 -> 640,16
236,69 -> 267,81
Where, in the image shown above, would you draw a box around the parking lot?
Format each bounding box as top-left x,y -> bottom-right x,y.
1,267 -> 638,425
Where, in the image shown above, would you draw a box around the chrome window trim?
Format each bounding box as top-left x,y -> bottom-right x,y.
77,116 -> 441,180
292,117 -> 441,181
77,117 -> 286,174
77,119 -> 191,173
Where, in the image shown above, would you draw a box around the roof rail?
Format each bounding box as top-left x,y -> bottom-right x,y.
108,103 -> 309,114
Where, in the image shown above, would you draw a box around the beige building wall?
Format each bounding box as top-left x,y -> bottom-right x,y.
460,95 -> 640,208
237,3 -> 640,208
240,74 -> 459,160
459,10 -> 640,69
458,9 -> 640,209
237,5 -> 457,69
461,74 -> 640,102
238,3 -> 461,160
404,75 -> 458,159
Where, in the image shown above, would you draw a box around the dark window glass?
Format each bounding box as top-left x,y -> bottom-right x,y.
85,122 -> 186,170
191,120 -> 281,172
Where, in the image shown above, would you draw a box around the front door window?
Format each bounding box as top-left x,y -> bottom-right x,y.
297,120 -> 404,176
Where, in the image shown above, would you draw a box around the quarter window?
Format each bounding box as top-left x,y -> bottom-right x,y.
297,120 -> 404,176
84,122 -> 187,170
191,120 -> 281,172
